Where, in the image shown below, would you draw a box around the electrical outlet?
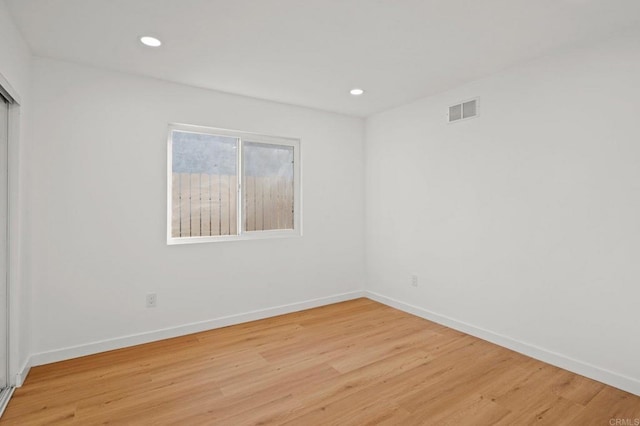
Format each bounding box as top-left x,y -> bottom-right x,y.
411,275 -> 418,287
146,293 -> 157,308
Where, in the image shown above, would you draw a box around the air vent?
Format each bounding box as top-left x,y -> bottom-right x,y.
448,98 -> 478,123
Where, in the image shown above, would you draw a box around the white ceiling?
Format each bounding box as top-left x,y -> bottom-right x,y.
6,0 -> 640,116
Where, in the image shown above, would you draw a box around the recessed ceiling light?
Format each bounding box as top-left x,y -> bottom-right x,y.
140,36 -> 162,47
350,88 -> 364,96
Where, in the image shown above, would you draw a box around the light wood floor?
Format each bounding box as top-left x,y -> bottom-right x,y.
2,299 -> 639,425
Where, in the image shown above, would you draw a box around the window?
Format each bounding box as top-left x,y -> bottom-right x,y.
167,124 -> 301,244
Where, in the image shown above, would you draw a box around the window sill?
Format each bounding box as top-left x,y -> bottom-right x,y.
167,229 -> 302,245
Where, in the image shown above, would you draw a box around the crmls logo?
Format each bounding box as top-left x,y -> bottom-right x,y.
609,419 -> 640,426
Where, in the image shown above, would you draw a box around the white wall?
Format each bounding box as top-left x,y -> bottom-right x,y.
27,57 -> 365,362
0,0 -> 32,385
365,29 -> 640,395
0,1 -> 30,97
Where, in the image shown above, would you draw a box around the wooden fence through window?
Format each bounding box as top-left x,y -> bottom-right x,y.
171,173 -> 293,238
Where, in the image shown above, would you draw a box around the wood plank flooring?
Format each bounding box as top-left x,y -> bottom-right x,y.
2,298 -> 639,425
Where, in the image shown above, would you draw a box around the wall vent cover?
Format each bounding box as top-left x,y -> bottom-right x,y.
448,98 -> 478,123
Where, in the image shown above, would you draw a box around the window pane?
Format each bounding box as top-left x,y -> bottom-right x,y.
171,131 -> 238,238
243,142 -> 294,231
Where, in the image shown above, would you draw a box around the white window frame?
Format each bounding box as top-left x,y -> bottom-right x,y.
167,123 -> 302,244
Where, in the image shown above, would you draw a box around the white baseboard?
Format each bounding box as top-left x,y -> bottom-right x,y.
30,290 -> 365,367
15,357 -> 31,387
366,290 -> 640,397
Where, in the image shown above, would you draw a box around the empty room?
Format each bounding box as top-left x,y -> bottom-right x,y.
0,0 -> 639,424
